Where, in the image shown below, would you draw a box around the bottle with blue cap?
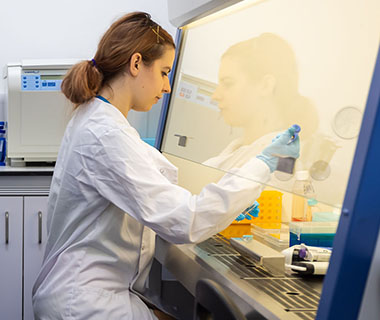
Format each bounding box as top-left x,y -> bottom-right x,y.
0,121 -> 6,166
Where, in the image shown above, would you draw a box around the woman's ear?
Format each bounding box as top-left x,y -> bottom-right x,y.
129,53 -> 142,76
259,74 -> 276,96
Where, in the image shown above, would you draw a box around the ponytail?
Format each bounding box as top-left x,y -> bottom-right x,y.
61,60 -> 103,107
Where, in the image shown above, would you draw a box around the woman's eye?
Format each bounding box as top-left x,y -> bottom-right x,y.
220,78 -> 235,87
222,81 -> 234,88
162,72 -> 168,77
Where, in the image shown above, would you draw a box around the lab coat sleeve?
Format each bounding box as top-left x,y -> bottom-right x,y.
85,128 -> 270,244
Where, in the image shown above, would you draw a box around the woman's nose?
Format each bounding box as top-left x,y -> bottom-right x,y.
212,87 -> 221,101
162,77 -> 171,94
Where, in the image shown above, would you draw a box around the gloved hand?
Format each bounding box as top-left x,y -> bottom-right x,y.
256,126 -> 300,172
235,201 -> 260,221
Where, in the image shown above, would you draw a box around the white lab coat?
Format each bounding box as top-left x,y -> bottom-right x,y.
32,98 -> 270,319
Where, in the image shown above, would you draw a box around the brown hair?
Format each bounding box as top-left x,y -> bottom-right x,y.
61,12 -> 175,107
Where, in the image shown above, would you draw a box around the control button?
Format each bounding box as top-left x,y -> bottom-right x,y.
35,85 -> 39,88
48,82 -> 56,87
23,85 -> 27,88
42,83 -> 47,87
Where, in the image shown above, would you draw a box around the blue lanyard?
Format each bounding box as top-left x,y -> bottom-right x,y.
96,95 -> 111,104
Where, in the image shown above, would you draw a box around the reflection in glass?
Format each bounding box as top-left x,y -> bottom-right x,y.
161,0 -> 379,209
205,33 -> 319,172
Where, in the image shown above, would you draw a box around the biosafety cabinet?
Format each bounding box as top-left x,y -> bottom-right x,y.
153,0 -> 380,319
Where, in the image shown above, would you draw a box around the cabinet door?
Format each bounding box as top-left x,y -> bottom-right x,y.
0,197 -> 23,320
24,196 -> 48,320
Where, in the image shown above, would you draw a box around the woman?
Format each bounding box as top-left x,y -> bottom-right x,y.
32,12 -> 299,319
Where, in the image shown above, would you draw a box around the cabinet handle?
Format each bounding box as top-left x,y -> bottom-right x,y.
38,211 -> 42,244
174,134 -> 188,147
5,211 -> 9,244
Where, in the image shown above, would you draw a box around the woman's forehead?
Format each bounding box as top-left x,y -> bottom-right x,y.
157,47 -> 175,66
219,56 -> 247,79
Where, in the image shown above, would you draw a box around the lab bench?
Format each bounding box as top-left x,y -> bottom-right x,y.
153,234 -> 324,320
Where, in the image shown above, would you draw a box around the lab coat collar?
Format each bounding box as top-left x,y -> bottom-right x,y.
94,97 -> 133,128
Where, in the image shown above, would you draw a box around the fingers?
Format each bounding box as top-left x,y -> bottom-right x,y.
278,126 -> 301,145
235,213 -> 245,221
236,201 -> 260,221
247,202 -> 260,218
272,133 -> 282,142
288,126 -> 296,136
274,128 -> 293,144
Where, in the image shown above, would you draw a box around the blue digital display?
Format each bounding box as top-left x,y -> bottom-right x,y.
21,74 -> 62,91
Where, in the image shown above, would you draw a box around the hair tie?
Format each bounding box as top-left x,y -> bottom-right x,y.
91,59 -> 97,67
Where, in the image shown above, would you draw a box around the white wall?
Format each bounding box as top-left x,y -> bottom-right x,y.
0,0 -> 177,136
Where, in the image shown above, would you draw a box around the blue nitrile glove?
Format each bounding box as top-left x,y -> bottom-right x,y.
256,126 -> 300,172
235,201 -> 260,221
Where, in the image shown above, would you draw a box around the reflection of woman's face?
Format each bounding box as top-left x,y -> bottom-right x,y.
212,56 -> 260,127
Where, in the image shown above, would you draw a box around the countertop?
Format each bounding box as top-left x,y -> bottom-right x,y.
0,165 -> 53,195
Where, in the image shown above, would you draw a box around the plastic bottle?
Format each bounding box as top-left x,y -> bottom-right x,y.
307,198 -> 320,221
0,121 -> 6,166
291,170 -> 316,222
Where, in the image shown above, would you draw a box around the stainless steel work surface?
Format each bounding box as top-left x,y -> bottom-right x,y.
155,235 -> 323,320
